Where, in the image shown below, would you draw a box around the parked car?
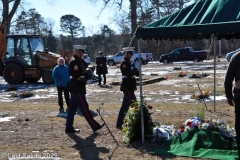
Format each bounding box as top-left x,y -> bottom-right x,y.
84,54 -> 91,64
226,48 -> 240,61
159,47 -> 208,64
106,50 -> 152,66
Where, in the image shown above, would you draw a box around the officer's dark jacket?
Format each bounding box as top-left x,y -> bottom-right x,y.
120,57 -> 139,91
224,51 -> 240,99
96,56 -> 108,75
67,55 -> 88,94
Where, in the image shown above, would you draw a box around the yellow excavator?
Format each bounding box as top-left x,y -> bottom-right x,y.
0,23 -> 74,84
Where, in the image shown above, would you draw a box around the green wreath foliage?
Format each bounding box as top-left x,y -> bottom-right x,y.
122,98 -> 154,144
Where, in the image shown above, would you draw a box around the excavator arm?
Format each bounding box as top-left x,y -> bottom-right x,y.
0,22 -> 7,60
0,22 -> 7,76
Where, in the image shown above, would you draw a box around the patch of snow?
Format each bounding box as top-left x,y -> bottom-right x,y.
144,97 -> 152,101
159,90 -> 171,95
0,98 -> 15,103
0,116 -> 15,122
34,89 -> 52,92
205,95 -> 226,101
182,95 -> 192,100
160,79 -> 183,85
142,71 -> 169,75
149,91 -> 157,95
23,95 -> 57,100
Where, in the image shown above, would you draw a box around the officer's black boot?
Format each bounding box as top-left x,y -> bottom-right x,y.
59,106 -> 64,113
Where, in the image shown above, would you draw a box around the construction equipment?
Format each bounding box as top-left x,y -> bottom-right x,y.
0,23 -> 72,84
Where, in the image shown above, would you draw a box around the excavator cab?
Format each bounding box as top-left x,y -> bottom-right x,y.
5,35 -> 44,67
0,22 -> 67,84
1,34 -> 63,84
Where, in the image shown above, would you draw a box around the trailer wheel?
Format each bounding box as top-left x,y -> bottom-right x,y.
3,63 -> 24,84
42,71 -> 54,84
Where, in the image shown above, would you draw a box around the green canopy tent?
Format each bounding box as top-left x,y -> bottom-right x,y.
136,0 -> 240,40
135,0 -> 240,144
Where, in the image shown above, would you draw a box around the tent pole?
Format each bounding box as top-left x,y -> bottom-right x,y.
137,39 -> 144,145
214,35 -> 216,112
219,40 -> 221,58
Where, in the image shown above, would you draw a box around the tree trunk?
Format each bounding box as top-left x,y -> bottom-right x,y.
70,29 -> 75,45
130,0 -> 137,49
1,0 -> 21,34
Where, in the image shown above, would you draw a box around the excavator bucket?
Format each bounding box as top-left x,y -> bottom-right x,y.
36,48 -> 74,68
57,48 -> 72,65
35,51 -> 60,68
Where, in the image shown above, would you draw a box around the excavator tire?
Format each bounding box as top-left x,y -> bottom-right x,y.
42,71 -> 54,84
3,63 -> 24,84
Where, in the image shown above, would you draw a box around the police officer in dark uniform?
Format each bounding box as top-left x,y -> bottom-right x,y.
116,48 -> 139,129
65,45 -> 104,133
96,51 -> 108,85
224,50 -> 240,158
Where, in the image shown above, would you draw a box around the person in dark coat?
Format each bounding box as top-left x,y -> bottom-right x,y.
116,49 -> 139,129
52,57 -> 70,113
224,50 -> 240,159
96,51 -> 108,85
65,45 -> 104,133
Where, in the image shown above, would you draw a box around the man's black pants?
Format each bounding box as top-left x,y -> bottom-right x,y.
57,86 -> 70,108
98,74 -> 106,85
234,98 -> 240,159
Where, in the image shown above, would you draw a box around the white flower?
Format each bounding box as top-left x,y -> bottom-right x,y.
184,126 -> 191,131
201,123 -> 209,129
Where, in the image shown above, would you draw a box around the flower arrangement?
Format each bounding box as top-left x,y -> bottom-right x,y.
178,70 -> 187,77
152,106 -> 235,142
0,112 -> 10,118
152,125 -> 175,143
10,89 -> 34,98
122,97 -> 156,144
188,72 -> 210,78
5,86 -> 18,92
191,90 -> 212,99
173,67 -> 181,70
152,116 -> 235,143
202,72 -> 210,77
176,117 -> 235,138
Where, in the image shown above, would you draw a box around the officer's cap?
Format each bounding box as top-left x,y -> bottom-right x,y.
122,47 -> 134,55
98,51 -> 103,54
122,47 -> 135,52
73,45 -> 87,51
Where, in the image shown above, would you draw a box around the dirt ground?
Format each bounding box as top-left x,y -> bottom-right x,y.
0,59 -> 235,160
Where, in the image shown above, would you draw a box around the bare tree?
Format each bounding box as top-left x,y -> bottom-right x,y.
1,0 -> 21,34
0,0 -> 56,34
88,0 -> 138,48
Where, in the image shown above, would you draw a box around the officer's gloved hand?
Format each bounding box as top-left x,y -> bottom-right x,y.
78,76 -> 87,85
134,61 -> 140,70
227,98 -> 234,106
133,68 -> 139,77
84,69 -> 93,80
